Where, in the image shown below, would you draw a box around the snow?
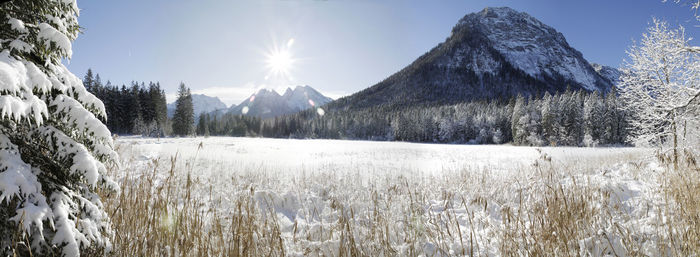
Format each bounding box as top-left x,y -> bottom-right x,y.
7,18 -> 27,33
50,192 -> 83,257
50,95 -> 112,147
9,40 -> 32,53
282,85 -> 333,111
38,23 -> 73,58
456,7 -> 603,91
117,137 -> 659,255
0,134 -> 52,240
229,86 -> 332,118
167,94 -> 227,118
0,2 -> 113,255
34,126 -> 110,186
0,51 -> 28,93
592,63 -> 621,85
0,48 -> 116,255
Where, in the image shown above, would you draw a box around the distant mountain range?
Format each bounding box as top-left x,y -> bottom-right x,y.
167,94 -> 229,119
168,86 -> 332,119
328,7 -> 616,111
229,85 -> 332,118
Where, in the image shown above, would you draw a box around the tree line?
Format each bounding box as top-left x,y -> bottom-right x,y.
83,69 -> 196,137
197,87 -> 629,147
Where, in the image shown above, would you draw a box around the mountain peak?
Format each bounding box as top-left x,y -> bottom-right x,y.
328,7 -> 612,111
166,94 -> 228,119
479,6 -> 519,17
256,88 -> 281,97
228,85 -> 332,118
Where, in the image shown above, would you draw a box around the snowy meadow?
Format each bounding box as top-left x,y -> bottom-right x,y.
101,136 -> 700,256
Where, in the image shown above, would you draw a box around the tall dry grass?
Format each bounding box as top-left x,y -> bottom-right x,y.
100,141 -> 700,256
101,144 -> 284,256
658,148 -> 700,256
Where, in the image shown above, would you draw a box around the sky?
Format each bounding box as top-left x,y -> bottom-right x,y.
65,0 -> 700,106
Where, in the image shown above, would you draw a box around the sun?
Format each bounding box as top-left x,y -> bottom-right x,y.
264,38 -> 296,80
266,49 -> 292,76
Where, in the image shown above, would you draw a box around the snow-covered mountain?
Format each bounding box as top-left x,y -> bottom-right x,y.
229,86 -> 332,118
282,85 -> 333,112
329,7 -> 613,111
167,94 -> 229,118
591,63 -> 621,86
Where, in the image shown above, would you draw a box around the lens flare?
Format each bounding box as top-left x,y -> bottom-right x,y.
242,106 -> 249,114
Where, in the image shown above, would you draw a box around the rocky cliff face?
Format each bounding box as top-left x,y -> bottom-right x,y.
329,7 -> 613,111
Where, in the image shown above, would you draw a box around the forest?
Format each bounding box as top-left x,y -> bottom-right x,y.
83,69 -> 169,136
86,67 -> 629,147
188,87 -> 628,147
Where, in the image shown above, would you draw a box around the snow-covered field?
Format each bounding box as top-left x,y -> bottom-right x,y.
120,136 -> 647,176
113,136 -> 676,256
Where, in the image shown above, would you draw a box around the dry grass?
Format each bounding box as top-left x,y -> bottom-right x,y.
98,141 -> 700,257
101,144 -> 285,256
658,148 -> 700,256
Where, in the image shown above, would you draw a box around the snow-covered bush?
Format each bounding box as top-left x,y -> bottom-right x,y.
0,1 -> 118,256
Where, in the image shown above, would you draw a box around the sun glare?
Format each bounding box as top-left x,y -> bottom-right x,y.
267,50 -> 292,76
265,38 -> 296,79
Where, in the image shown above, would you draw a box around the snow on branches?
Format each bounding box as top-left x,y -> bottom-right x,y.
0,0 -> 117,256
619,18 -> 700,150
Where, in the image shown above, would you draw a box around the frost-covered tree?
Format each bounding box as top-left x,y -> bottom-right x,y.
0,0 -> 118,256
664,0 -> 700,24
172,83 -> 194,136
619,19 -> 700,163
510,95 -> 527,144
583,91 -> 604,146
540,92 -> 558,146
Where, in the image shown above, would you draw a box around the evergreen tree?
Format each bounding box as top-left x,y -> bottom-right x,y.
603,86 -> 624,144
94,73 -> 102,91
0,1 -> 118,255
149,82 -> 168,136
172,83 -> 194,136
541,92 -> 557,145
84,68 -> 94,93
197,113 -> 207,136
511,95 -> 527,145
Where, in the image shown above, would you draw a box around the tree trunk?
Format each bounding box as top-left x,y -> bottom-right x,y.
672,111 -> 678,169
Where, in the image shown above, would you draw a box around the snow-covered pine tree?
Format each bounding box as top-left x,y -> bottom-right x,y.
172,83 -> 194,136
540,92 -> 557,146
602,86 -> 623,144
619,19 -> 700,164
0,0 -> 118,256
583,91 -> 604,146
524,96 -> 543,146
510,95 -> 527,145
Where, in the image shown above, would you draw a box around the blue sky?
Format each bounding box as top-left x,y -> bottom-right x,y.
66,0 -> 699,106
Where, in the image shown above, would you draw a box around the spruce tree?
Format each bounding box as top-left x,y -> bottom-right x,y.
197,113 -> 207,136
83,68 -> 94,93
172,83 -> 194,136
510,95 -> 527,145
0,1 -> 117,255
